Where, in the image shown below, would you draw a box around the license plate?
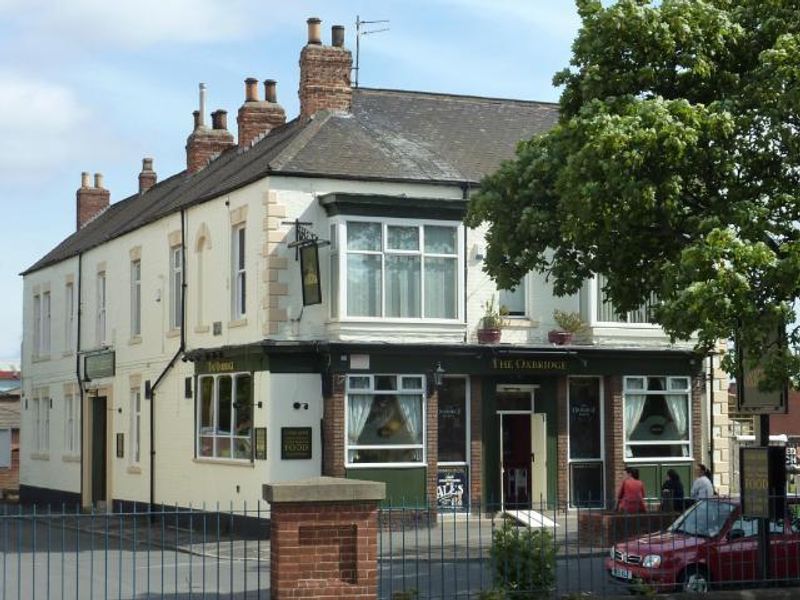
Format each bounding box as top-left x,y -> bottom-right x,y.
612,566 -> 632,580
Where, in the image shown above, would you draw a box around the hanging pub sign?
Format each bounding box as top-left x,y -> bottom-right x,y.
286,218 -> 329,307
736,327 -> 788,414
300,244 -> 322,306
84,350 -> 115,381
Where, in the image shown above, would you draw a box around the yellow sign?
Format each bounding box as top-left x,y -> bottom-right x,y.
491,358 -> 568,371
207,361 -> 235,373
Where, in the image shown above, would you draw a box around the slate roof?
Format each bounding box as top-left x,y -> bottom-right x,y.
24,88 -> 558,275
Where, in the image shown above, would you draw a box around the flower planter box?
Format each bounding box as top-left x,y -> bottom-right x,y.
547,330 -> 573,345
477,328 -> 502,344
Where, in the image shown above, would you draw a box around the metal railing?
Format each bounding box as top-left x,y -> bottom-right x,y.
0,502 -> 269,599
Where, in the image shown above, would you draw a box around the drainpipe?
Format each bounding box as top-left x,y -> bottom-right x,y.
149,208 -> 187,510
708,352 -> 715,472
75,252 -> 84,507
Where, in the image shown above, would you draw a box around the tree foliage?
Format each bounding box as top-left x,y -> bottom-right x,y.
466,0 -> 800,384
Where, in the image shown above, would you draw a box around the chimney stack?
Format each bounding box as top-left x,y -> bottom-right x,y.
138,157 -> 157,193
237,77 -> 287,149
186,84 -> 235,173
76,171 -> 110,230
298,18 -> 353,120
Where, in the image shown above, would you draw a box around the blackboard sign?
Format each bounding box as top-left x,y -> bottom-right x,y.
437,468 -> 468,509
254,427 -> 267,461
741,446 -> 786,519
281,427 -> 312,460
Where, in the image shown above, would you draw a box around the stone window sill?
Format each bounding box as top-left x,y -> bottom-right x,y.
62,351 -> 75,358
228,318 -> 248,329
126,465 -> 142,475
166,328 -> 181,339
62,455 -> 81,463
504,318 -> 539,329
194,325 -> 210,334
128,336 -> 142,346
193,457 -> 254,468
32,355 -> 51,363
31,453 -> 50,461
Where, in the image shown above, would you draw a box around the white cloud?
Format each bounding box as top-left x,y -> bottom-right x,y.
0,74 -> 93,174
438,0 -> 580,40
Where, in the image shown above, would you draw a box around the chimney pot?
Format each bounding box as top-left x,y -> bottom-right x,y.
142,157 -> 153,171
193,110 -> 201,130
81,172 -> 90,188
94,173 -> 104,189
212,109 -> 228,130
245,78 -> 259,102
139,158 -> 157,193
307,17 -> 322,44
198,83 -> 207,127
331,25 -> 345,48
264,79 -> 277,103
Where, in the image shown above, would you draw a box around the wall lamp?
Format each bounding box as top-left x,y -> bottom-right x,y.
428,362 -> 446,394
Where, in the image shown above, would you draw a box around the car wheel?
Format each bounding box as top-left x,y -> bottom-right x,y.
682,566 -> 709,593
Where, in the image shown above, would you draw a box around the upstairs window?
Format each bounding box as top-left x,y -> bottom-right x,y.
500,283 -> 526,317
65,282 -> 74,351
64,391 -> 77,454
594,274 -> 657,324
335,220 -> 462,320
232,225 -> 246,319
170,247 -> 183,330
32,294 -> 41,357
96,272 -> 106,346
130,260 -> 142,337
41,292 -> 51,355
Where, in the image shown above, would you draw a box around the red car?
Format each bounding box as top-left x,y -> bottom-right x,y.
605,498 -> 800,593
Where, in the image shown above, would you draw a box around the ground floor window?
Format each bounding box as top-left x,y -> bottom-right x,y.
197,373 -> 252,460
130,387 -> 141,465
624,376 -> 690,459
346,374 -> 425,466
568,377 -> 604,507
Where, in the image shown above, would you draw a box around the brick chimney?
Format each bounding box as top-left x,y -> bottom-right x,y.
138,157 -> 157,193
298,18 -> 353,120
237,78 -> 287,148
76,172 -> 110,230
185,83 -> 235,173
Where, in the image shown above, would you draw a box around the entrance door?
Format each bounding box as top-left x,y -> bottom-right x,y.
91,396 -> 107,504
501,413 -> 531,508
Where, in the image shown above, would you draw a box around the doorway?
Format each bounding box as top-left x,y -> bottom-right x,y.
91,396 -> 107,504
497,387 -> 547,510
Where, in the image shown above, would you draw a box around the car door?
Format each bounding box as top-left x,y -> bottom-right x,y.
783,502 -> 800,582
714,515 -> 759,584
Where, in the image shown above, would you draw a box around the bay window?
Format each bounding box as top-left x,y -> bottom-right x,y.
346,374 -> 425,466
334,219 -> 462,320
624,376 -> 691,459
197,373 -> 252,460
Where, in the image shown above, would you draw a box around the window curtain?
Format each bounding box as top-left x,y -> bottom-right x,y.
398,395 -> 423,443
424,257 -> 456,318
348,395 -> 373,445
347,255 -> 381,317
665,394 -> 690,456
386,256 -> 421,317
624,394 -> 647,457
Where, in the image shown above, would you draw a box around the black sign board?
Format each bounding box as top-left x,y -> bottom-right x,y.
254,427 -> 267,461
300,244 -> 322,306
281,427 -> 312,460
116,433 -> 124,459
84,351 -> 115,381
740,446 -> 786,519
436,468 -> 469,510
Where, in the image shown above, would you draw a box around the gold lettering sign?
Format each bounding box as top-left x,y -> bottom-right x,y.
208,361 -> 235,373
492,358 -> 568,371
741,447 -> 770,518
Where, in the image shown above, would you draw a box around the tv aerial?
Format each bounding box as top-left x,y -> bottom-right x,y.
354,15 -> 390,88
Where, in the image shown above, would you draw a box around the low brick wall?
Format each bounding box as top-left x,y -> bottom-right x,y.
578,510 -> 679,546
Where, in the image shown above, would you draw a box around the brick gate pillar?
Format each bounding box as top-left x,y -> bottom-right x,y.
264,476 -> 386,600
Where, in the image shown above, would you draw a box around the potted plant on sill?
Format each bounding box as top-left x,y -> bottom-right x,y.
477,296 -> 508,344
548,309 -> 587,345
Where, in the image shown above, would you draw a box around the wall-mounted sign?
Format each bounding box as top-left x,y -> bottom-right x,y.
281,427 -> 312,460
491,358 -> 568,372
737,328 -> 788,414
254,427 -> 267,461
206,360 -> 235,373
740,446 -> 786,519
437,468 -> 468,510
116,433 -> 124,459
84,351 -> 115,381
300,244 -> 322,306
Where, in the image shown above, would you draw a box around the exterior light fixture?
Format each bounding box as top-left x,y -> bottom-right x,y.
433,362 -> 446,387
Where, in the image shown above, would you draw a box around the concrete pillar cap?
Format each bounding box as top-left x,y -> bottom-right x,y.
263,476 -> 386,503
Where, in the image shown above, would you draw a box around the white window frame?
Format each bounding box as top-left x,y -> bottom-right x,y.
331,217 -> 465,323
131,260 -> 142,337
623,375 -> 692,463
0,428 -> 10,469
587,274 -> 660,327
345,373 -> 427,469
65,282 -> 74,352
130,387 -> 141,465
232,224 -> 246,319
64,392 -> 76,454
96,272 -> 106,346
170,246 -> 183,330
566,376 -> 605,508
32,397 -> 40,452
33,293 -> 41,357
499,278 -> 527,318
32,394 -> 49,454
195,372 -> 252,462
437,375 -> 470,467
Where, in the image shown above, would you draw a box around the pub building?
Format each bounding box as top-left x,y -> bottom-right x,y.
187,341 -> 703,512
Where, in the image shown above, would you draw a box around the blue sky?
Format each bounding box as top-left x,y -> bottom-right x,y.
0,0 -> 582,366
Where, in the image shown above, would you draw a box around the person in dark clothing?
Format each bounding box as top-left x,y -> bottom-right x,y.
661,469 -> 685,512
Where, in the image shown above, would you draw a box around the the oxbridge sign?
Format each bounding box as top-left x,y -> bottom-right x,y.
490,358 -> 568,372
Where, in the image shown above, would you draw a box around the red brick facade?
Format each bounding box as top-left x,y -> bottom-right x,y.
185,110 -> 235,174
270,501 -> 379,599
299,44 -> 352,119
0,430 -> 19,493
469,378 -> 483,510
76,174 -> 110,230
556,375 -> 569,508
322,375 -> 346,478
425,387 -> 438,505
237,79 -> 287,149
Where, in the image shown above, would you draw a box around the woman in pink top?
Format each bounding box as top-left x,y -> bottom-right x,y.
616,467 -> 647,513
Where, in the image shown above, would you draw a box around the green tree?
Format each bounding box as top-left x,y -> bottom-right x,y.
466,0 -> 800,385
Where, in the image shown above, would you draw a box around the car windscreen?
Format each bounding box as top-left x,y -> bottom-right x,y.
668,499 -> 736,538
